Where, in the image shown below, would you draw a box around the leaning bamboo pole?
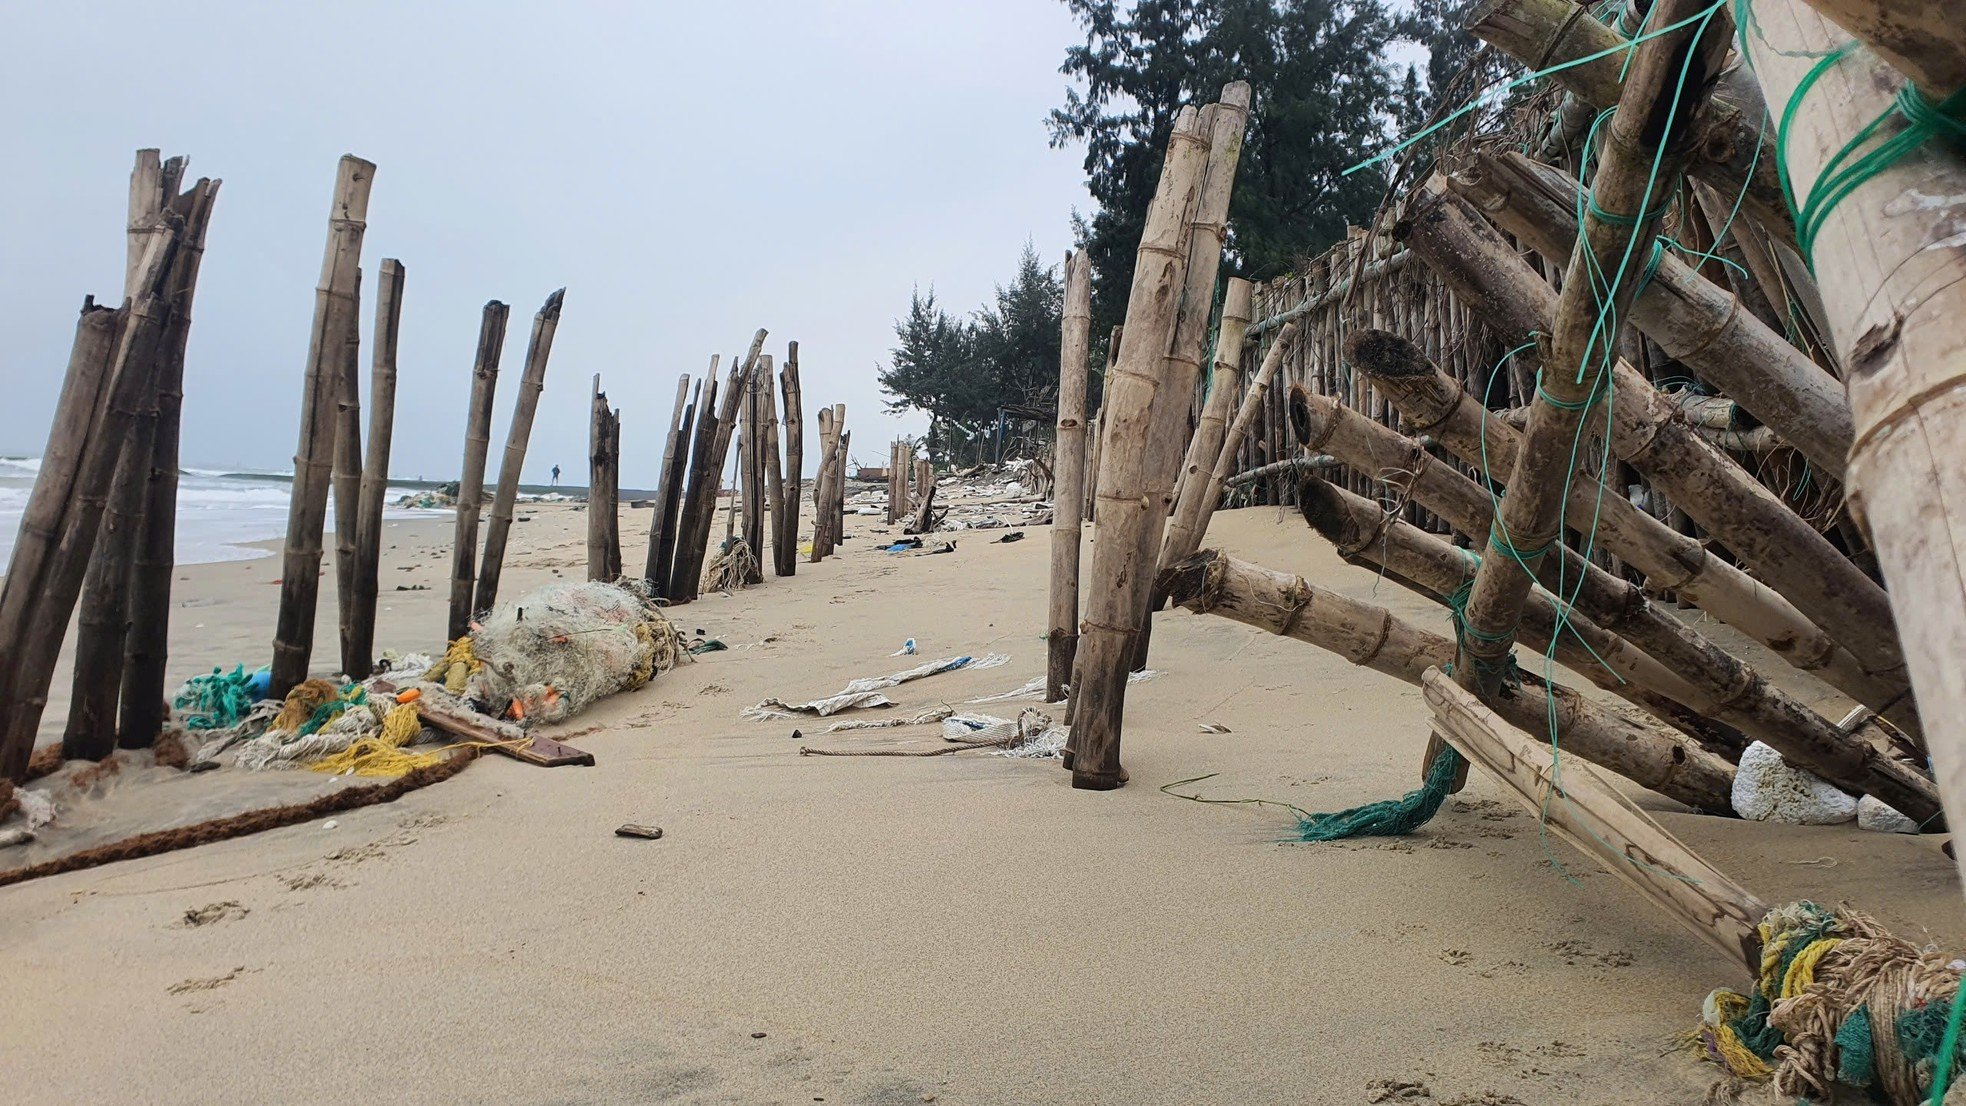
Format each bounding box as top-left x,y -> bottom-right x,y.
1161,550 -> 1735,813
1422,670 -> 1763,969
1046,249 -> 1094,702
1194,323 -> 1297,538
445,301 -> 507,641
1299,470 -> 1940,822
1066,106 -> 1211,790
777,345 -> 804,576
1157,276 -> 1253,576
649,377 -> 696,592
1451,0 -> 1728,712
668,359 -> 721,601
476,289 -> 565,615
122,173 -> 220,750
345,258 -> 404,684
1447,150 -> 1854,479
1347,328 -> 1923,742
272,155 -> 372,697
1462,0 -> 1794,246
1737,0 -> 1966,892
1397,178 -> 1908,685
330,266 -> 365,678
675,333 -> 765,592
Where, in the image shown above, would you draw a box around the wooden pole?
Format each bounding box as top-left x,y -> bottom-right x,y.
674,332 -> 765,594
588,375 -> 612,581
1346,330 -> 1922,741
1067,105 -> 1211,790
1797,0 -> 1965,100
668,359 -> 721,601
1422,670 -> 1763,970
606,405 -> 623,579
330,265 -> 365,677
832,425 -> 850,552
476,288 -> 565,615
1737,0 -> 1966,895
1159,550 -> 1736,812
777,343 -> 804,576
759,356 -> 784,574
809,407 -> 838,562
644,373 -> 691,586
121,173 -> 220,751
1300,471 -> 1940,821
1463,0 -> 1793,246
1448,150 -> 1854,479
1046,249 -> 1094,702
272,155 -> 373,697
345,258 -> 404,684
1157,276 -> 1254,577
445,301 -> 507,641
1397,178 -> 1908,687
740,362 -> 765,582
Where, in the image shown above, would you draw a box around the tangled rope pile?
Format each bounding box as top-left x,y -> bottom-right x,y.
1699,901 -> 1966,1104
173,666 -> 263,731
703,536 -> 760,593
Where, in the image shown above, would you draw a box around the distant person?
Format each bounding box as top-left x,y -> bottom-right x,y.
551,464 -> 561,487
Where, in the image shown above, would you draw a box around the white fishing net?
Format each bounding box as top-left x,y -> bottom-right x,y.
468,580 -> 682,724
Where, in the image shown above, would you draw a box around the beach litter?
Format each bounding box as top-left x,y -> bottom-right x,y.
743,653 -> 1009,720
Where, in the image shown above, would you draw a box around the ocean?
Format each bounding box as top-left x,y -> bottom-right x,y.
0,457 -> 447,568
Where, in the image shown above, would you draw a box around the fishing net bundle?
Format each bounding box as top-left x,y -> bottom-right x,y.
703,536 -> 760,593
464,579 -> 682,724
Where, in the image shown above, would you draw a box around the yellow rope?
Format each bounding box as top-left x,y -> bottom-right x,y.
308,703 -> 442,778
423,637 -> 481,695
1700,989 -> 1776,1082
1782,938 -> 1844,1000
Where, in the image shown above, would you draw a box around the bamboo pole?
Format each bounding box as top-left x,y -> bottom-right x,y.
1160,550 -> 1736,813
606,404 -> 623,579
1047,249 -> 1094,702
1797,0 -> 1965,99
1422,669 -> 1764,970
1346,327 -> 1923,742
345,258 -> 404,684
809,407 -> 837,562
272,155 -> 372,697
833,426 -> 850,552
648,377 -> 696,592
740,363 -> 765,583
777,344 -> 803,577
588,375 -> 612,581
476,289 -> 565,615
1066,106 -> 1211,790
1158,277 -> 1253,575
1448,150 -> 1854,479
330,266 -> 365,677
1462,0 -> 1793,246
675,333 -> 765,592
1300,470 -> 1940,822
1737,0 -> 1966,895
1450,0 -> 1730,711
759,357 -> 784,573
1396,178 -> 1908,686
445,301 -> 507,641
668,359 -> 721,601
122,174 -> 220,751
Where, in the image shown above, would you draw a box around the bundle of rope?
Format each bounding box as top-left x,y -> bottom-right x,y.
173,665 -> 264,731
703,536 -> 759,593
424,638 -> 481,695
1699,901 -> 1966,1104
306,703 -> 444,778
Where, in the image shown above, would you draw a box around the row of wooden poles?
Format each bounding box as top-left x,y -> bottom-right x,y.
1045,0 -> 1966,981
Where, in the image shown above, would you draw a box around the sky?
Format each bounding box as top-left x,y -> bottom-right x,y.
0,0 -> 1092,487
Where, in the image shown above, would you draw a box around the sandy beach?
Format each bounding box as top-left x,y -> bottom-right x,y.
1,498 -> 1957,1105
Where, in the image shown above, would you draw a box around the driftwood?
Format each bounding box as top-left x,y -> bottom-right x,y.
1047,249 -> 1093,702
1738,0 -> 1966,891
776,344 -> 804,577
273,156 -> 372,695
346,258 -> 405,684
1160,550 -> 1735,813
476,289 -> 565,614
645,373 -> 693,592
809,406 -> 838,561
1067,105 -> 1211,789
123,171 -> 221,750
739,363 -> 765,584
446,301 -> 508,641
1423,670 -> 1763,970
1448,150 -> 1854,479
1347,325 -> 1922,742
759,358 -> 784,576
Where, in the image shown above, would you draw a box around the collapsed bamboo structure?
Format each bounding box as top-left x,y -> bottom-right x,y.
271,156 -> 372,696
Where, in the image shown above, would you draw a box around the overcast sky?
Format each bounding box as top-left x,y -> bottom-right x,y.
0,0 -> 1090,487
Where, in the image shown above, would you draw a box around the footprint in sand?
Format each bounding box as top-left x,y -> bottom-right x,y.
168,966 -> 246,994
177,901 -> 248,928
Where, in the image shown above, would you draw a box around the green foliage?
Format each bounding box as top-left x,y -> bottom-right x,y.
878,244 -> 1065,462
1049,0 -> 1420,333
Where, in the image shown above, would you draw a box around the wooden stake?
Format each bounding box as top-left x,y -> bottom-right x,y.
445,301 -> 507,641
1068,105 -> 1211,789
1737,0 -> 1966,896
1449,150 -> 1853,479
589,375 -> 614,581
809,406 -> 836,562
272,155 -> 372,697
1423,669 -> 1763,970
648,376 -> 696,592
1159,550 -> 1736,812
668,360 -> 721,601
740,362 -> 765,583
1797,0 -> 1965,99
121,175 -> 221,750
1046,250 -> 1094,702
777,343 -> 804,576
330,265 -> 365,677
344,258 -> 404,684
476,289 -> 565,614
674,331 -> 766,594
1157,276 -> 1254,577
759,356 -> 784,574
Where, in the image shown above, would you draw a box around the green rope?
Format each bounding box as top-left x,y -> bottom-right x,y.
173,666 -> 263,731
1534,369 -> 1608,412
1770,29 -> 1966,263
